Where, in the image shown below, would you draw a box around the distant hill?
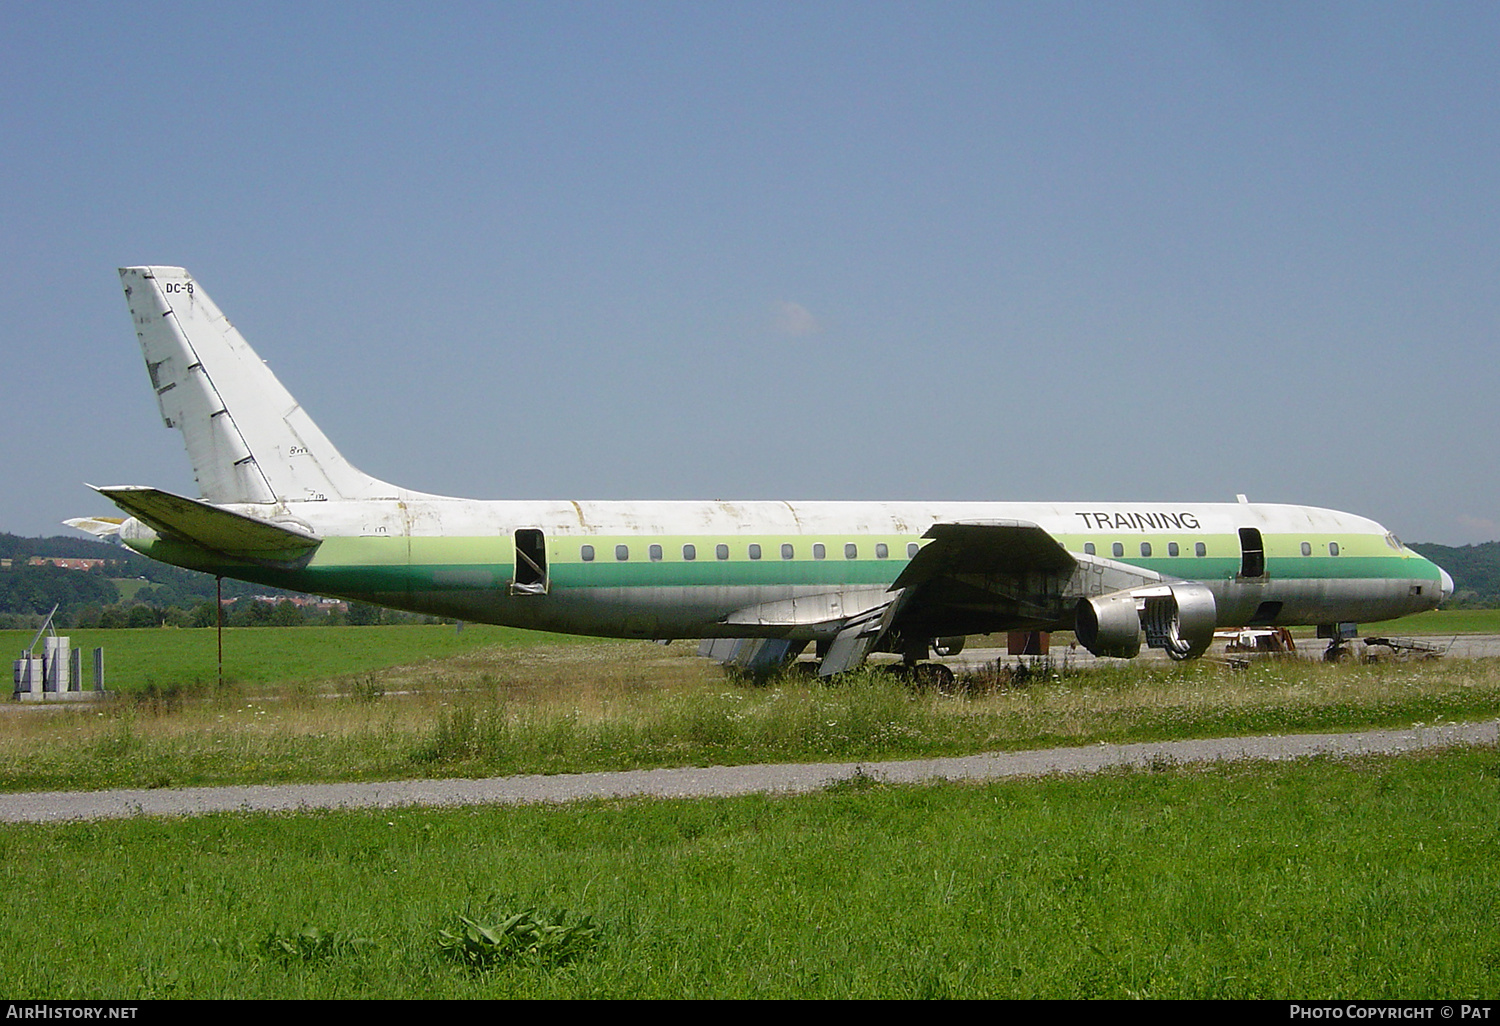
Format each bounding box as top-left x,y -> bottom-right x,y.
0,532 -> 301,624
0,532 -> 131,561
1408,541 -> 1500,606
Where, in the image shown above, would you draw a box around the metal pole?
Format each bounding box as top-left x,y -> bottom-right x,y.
216,576 -> 223,688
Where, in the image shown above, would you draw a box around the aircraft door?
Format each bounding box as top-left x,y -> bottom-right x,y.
1238,527 -> 1265,579
512,528 -> 549,595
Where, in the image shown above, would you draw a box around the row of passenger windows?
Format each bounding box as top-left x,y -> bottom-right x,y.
578,541 -> 923,563
1084,541 -> 1343,558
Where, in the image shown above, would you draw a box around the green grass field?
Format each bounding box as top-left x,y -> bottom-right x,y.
1,618 -> 1497,997
1359,607 -> 1500,635
0,623 -> 580,691
1,747 -> 1495,998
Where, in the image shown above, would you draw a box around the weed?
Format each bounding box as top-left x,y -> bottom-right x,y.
824,765 -> 884,793
1146,752 -> 1179,773
437,907 -> 601,969
348,674 -> 385,703
260,925 -> 377,964
412,705 -> 481,764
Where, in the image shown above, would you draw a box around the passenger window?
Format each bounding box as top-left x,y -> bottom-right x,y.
748,543 -> 762,560
1112,542 -> 1124,558
907,542 -> 919,558
581,544 -> 595,562
1084,543 -> 1095,555
875,542 -> 889,559
1329,541 -> 1340,556
813,543 -> 826,560
1301,542 -> 1312,556
1140,542 -> 1152,557
845,543 -> 858,559
1168,542 -> 1179,557
683,543 -> 696,561
615,544 -> 629,561
1195,542 -> 1206,557
716,544 -> 729,560
649,544 -> 663,562
781,543 -> 794,560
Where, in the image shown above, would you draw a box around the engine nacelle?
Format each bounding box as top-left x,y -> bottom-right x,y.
933,636 -> 965,657
1075,583 -> 1218,661
1139,582 -> 1217,660
1075,592 -> 1143,658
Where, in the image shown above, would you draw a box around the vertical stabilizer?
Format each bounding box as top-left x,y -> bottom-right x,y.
120,267 -> 393,504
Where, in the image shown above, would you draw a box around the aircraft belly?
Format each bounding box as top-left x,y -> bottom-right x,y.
381,584 -> 841,640
1213,576 -> 1437,626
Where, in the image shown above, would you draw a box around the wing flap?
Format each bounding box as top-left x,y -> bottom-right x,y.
817,595 -> 909,677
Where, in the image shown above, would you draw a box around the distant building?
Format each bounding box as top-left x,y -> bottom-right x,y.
26,557 -> 109,571
247,594 -> 347,612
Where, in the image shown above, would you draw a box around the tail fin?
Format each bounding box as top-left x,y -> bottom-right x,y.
120,267 -> 394,504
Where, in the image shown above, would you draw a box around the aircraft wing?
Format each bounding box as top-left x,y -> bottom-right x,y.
91,485 -> 322,559
703,520 -> 1086,677
889,520 -> 1076,591
876,519 -> 1084,641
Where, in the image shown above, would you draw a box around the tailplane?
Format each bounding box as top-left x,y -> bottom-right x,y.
119,266 -> 394,504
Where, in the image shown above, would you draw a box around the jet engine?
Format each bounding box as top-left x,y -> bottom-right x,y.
1075,583 -> 1217,661
933,636 -> 965,657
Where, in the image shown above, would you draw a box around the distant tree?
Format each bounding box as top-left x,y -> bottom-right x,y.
1410,542 -> 1500,606
270,600 -> 304,626
127,604 -> 160,628
346,602 -> 380,626
162,606 -> 194,628
228,599 -> 275,627
191,601 -> 220,628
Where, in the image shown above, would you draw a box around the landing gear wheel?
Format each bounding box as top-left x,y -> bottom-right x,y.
911,662 -> 957,694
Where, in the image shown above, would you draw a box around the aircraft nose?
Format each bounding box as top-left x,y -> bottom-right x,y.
1440,566 -> 1455,601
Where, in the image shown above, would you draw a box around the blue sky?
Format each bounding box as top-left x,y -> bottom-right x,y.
3,2 -> 1496,544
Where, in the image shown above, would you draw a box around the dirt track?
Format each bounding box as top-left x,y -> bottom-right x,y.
0,720 -> 1493,824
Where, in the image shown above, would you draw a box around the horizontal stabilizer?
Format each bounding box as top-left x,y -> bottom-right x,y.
93,485 -> 322,559
62,516 -> 124,539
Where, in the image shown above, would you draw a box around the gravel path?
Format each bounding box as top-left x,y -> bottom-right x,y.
0,720 -> 1493,824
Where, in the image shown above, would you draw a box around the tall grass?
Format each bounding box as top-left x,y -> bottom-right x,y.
1,638 -> 1497,792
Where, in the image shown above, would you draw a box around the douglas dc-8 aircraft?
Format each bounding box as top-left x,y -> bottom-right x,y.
70,267 -> 1453,681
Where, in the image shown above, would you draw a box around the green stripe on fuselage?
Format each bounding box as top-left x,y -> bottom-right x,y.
130,527 -> 1442,600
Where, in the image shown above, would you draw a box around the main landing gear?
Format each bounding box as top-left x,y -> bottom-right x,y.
1318,622 -> 1360,663
892,637 -> 958,693
897,662 -> 958,692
